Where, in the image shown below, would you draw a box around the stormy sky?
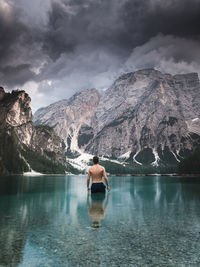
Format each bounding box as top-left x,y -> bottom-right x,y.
0,0 -> 200,111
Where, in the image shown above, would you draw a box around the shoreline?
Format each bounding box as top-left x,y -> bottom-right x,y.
0,173 -> 200,177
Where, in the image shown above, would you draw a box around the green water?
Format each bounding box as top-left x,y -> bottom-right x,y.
0,175 -> 200,266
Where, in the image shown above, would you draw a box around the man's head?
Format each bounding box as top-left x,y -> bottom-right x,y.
93,156 -> 99,164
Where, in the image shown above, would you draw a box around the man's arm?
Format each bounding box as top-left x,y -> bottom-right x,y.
103,168 -> 110,191
87,169 -> 91,191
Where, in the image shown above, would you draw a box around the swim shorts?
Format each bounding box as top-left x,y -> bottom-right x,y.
91,183 -> 106,193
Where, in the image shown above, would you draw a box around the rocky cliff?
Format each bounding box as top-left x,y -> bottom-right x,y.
86,69 -> 200,165
34,88 -> 100,154
0,87 -> 66,174
34,69 -> 200,167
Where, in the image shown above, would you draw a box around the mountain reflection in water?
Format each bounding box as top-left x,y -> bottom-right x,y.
0,175 -> 200,266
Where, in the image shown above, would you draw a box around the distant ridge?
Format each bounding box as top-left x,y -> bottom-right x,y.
34,69 -> 200,167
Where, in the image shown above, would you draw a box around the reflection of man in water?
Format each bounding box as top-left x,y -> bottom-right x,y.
87,156 -> 110,193
87,193 -> 109,228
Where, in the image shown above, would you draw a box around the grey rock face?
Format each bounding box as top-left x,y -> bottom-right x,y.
87,69 -> 200,164
34,69 -> 200,165
34,88 -> 101,152
0,89 -> 33,146
0,87 -> 65,167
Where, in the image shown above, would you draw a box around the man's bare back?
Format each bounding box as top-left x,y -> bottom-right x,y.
87,156 -> 110,192
88,164 -> 105,183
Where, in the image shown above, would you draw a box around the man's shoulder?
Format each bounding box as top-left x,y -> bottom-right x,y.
99,165 -> 105,170
88,166 -> 93,171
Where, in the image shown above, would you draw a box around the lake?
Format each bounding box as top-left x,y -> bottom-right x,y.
0,175 -> 200,266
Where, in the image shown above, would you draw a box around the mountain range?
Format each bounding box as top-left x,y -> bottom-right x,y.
34,69 -> 200,169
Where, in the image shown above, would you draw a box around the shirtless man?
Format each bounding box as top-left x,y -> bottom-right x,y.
87,156 -> 110,193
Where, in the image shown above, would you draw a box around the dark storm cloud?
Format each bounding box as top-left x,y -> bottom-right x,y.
0,64 -> 36,87
1,0 -> 200,110
123,34 -> 200,76
121,0 -> 200,49
0,1 -> 43,87
43,0 -> 128,61
2,0 -> 200,84
30,0 -> 200,110
0,7 -> 26,64
43,0 -> 200,62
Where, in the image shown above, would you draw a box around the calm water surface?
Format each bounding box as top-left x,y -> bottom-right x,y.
0,175 -> 200,266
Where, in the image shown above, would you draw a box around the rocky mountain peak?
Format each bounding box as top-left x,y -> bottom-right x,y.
34,69 -> 200,166
34,88 -> 101,152
86,69 -> 200,164
70,88 -> 100,103
0,87 -> 67,174
7,90 -> 32,127
0,88 -> 32,131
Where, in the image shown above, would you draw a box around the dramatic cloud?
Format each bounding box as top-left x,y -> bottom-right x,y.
43,0 -> 128,60
123,34 -> 200,76
120,0 -> 200,47
1,0 -> 200,111
0,0 -> 45,87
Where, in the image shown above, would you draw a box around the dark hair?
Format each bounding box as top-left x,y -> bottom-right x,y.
93,156 -> 99,164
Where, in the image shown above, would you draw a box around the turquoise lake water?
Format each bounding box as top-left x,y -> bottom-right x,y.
0,175 -> 200,266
